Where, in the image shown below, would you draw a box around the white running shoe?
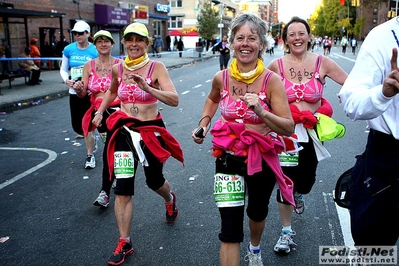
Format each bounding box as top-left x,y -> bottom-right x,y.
85,154 -> 95,169
244,245 -> 263,266
93,190 -> 109,208
274,230 -> 296,253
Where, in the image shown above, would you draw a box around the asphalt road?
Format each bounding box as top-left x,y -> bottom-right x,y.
0,47 -> 385,266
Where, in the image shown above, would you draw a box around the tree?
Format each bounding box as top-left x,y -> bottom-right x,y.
353,17 -> 365,39
197,0 -> 219,40
310,0 -> 357,38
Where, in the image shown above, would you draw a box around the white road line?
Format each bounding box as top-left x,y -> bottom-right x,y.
331,53 -> 357,63
0,147 -> 57,190
333,190 -> 355,247
324,191 -> 354,247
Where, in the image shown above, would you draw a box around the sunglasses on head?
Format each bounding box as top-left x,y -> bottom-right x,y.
73,32 -> 86,36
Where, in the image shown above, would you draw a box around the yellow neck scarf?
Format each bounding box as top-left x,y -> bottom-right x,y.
124,53 -> 149,71
229,58 -> 264,84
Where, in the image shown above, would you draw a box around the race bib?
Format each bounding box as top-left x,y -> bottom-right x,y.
214,173 -> 245,207
71,66 -> 83,80
99,132 -> 107,144
279,151 -> 299,167
114,151 -> 135,179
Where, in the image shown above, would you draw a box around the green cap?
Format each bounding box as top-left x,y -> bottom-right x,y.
93,30 -> 114,44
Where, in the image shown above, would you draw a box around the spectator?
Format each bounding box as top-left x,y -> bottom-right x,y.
29,38 -> 41,68
55,36 -> 69,57
154,36 -> 164,58
0,39 -> 11,75
177,36 -> 184,57
173,36 -> 178,51
166,34 -> 171,51
18,47 -> 41,85
338,16 -> 399,248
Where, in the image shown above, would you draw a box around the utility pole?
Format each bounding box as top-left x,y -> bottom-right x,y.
219,3 -> 224,42
347,0 -> 349,39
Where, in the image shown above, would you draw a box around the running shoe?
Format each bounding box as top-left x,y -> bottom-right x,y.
244,245 -> 263,266
93,190 -> 109,208
294,193 -> 304,214
108,238 -> 134,265
85,154 -> 95,169
274,230 -> 296,253
165,191 -> 178,223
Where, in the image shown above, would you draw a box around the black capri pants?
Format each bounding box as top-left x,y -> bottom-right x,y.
216,153 -> 276,243
69,93 -> 91,135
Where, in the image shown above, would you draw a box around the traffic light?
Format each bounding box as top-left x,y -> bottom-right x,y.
351,0 -> 360,6
388,10 -> 396,19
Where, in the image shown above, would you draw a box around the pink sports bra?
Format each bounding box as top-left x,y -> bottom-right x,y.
88,58 -> 120,94
219,69 -> 272,124
278,55 -> 324,103
117,62 -> 158,105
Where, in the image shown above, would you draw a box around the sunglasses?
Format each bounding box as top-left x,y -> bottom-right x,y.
73,32 -> 86,36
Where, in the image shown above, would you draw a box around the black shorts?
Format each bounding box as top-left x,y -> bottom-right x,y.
113,122 -> 167,196
281,137 -> 318,195
215,153 -> 276,243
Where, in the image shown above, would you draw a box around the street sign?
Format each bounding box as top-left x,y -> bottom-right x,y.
218,23 -> 224,28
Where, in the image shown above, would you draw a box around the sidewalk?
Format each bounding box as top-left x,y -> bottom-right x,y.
0,49 -> 217,112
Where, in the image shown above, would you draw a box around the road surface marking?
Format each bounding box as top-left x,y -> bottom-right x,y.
0,147 -> 57,190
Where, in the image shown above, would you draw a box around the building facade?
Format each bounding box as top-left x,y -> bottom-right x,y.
0,0 -> 170,70
355,0 -> 397,39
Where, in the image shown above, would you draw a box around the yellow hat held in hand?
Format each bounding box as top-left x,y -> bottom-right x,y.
93,30 -> 114,44
316,113 -> 346,142
123,23 -> 149,38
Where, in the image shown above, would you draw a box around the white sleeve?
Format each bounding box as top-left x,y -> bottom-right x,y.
338,24 -> 395,121
59,54 -> 69,83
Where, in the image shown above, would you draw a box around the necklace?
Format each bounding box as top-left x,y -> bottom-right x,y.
98,57 -> 112,77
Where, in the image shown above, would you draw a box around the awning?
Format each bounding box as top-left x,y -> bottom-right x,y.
169,29 -> 198,37
0,8 -> 66,46
168,13 -> 185,17
0,8 -> 66,18
149,14 -> 169,20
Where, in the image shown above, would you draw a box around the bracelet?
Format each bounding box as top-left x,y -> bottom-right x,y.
94,111 -> 103,116
197,115 -> 212,129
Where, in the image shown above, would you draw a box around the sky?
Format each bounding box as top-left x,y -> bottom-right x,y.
278,0 -> 322,23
